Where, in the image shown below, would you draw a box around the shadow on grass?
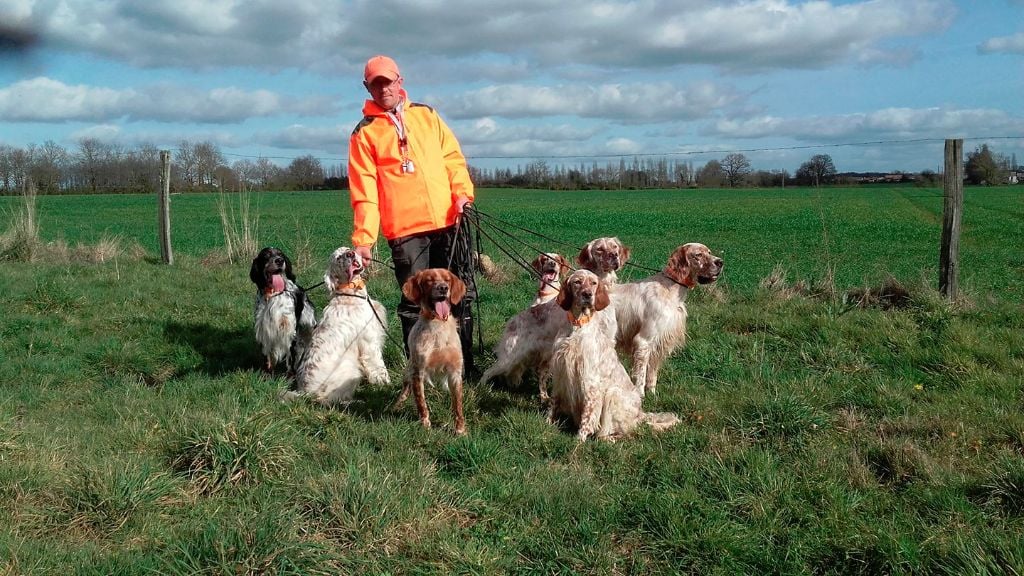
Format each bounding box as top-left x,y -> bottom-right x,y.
164,320 -> 263,377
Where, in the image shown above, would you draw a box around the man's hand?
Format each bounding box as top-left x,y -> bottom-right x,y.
455,196 -> 472,214
355,245 -> 373,266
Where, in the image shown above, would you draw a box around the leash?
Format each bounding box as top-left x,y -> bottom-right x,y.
450,205 -> 485,353
334,291 -> 409,371
463,205 -> 578,294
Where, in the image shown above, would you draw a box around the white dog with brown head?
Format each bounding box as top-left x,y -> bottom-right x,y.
289,247 -> 389,406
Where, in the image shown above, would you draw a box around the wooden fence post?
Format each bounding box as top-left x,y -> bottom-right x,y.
939,139 -> 963,300
158,150 -> 173,265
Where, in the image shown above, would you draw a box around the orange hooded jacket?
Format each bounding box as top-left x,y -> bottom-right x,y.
348,91 -> 474,248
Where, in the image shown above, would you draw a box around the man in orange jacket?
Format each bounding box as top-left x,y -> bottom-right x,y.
348,54 -> 478,374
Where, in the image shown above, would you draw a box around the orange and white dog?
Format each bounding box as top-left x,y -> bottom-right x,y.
289,247 -> 389,405
548,270 -> 679,441
612,243 -> 723,396
393,268 -> 468,435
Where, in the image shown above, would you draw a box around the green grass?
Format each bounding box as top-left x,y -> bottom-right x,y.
1,186 -> 1023,574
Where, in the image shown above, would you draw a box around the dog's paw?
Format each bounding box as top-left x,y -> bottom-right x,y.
367,368 -> 390,386
278,390 -> 303,403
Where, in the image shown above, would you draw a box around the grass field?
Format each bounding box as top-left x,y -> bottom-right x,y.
1,187 -> 1023,574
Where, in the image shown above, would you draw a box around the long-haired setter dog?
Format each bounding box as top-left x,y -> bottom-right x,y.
393,268 -> 468,435
548,269 -> 679,441
612,242 -> 723,395
290,247 -> 389,405
249,246 -> 316,375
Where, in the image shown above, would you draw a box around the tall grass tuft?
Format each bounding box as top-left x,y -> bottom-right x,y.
971,457 -> 1024,516
216,187 -> 260,264
166,413 -> 297,495
59,461 -> 176,535
0,181 -> 40,261
161,510 -> 339,575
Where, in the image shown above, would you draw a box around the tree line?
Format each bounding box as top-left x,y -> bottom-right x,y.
0,138 -> 1018,196
0,139 -> 342,195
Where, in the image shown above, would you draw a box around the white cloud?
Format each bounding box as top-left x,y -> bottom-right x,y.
978,32 -> 1024,54
438,81 -> 741,122
0,77 -> 337,123
263,124 -> 347,154
69,124 -> 121,142
25,0 -> 955,73
708,107 -> 1024,141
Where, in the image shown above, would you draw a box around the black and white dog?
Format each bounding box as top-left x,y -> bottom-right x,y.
249,246 -> 316,375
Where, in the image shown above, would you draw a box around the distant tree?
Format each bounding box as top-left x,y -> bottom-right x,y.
194,141 -> 225,188
965,144 -> 1008,185
76,138 -> 110,193
29,140 -> 69,194
696,160 -> 725,187
253,157 -> 281,190
175,140 -> 199,189
917,169 -> 940,187
287,154 -> 324,190
795,154 -> 837,186
0,145 -> 16,193
721,153 -> 752,187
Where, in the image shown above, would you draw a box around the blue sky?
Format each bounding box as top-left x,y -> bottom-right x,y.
2,0 -> 1022,175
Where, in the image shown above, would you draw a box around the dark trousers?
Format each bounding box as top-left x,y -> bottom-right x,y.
389,225 -> 477,371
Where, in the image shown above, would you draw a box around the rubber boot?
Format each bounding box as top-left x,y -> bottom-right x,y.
459,315 -> 476,377
400,314 -> 418,358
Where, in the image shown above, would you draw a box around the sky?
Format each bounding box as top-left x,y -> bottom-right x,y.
1,0 -> 1023,175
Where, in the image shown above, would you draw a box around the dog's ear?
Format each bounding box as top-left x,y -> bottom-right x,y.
557,283 -> 574,311
617,241 -> 631,266
665,245 -> 692,284
249,254 -> 264,286
446,270 -> 467,304
557,255 -> 571,277
283,252 -> 297,281
401,273 -> 422,303
595,280 -> 611,311
576,243 -> 593,270
530,254 -> 544,274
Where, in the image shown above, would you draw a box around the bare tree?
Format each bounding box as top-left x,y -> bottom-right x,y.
721,153 -> 752,187
76,138 -> 110,193
253,157 -> 281,190
696,160 -> 725,187
287,154 -> 324,190
0,145 -> 15,193
176,140 -> 199,190
795,154 -> 837,186
29,140 -> 69,194
194,141 -> 225,188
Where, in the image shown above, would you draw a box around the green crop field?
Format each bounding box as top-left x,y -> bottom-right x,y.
1,186 -> 1023,574
5,186 -> 1023,300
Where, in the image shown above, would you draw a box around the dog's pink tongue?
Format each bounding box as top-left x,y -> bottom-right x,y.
434,300 -> 451,320
271,274 -> 285,293
542,271 -> 557,283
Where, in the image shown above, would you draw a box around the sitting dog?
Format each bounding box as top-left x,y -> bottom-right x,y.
249,246 -> 316,375
393,269 -> 468,435
548,270 -> 679,441
479,252 -> 572,399
289,247 -> 389,406
530,252 -> 571,306
577,237 -> 630,284
613,243 -> 724,396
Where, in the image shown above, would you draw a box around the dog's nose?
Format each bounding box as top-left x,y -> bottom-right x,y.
713,257 -> 724,268
273,257 -> 284,266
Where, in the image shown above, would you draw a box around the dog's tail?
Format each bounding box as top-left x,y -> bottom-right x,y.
641,411 -> 681,432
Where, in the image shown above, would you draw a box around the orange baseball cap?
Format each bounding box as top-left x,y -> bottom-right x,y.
364,55 -> 400,82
